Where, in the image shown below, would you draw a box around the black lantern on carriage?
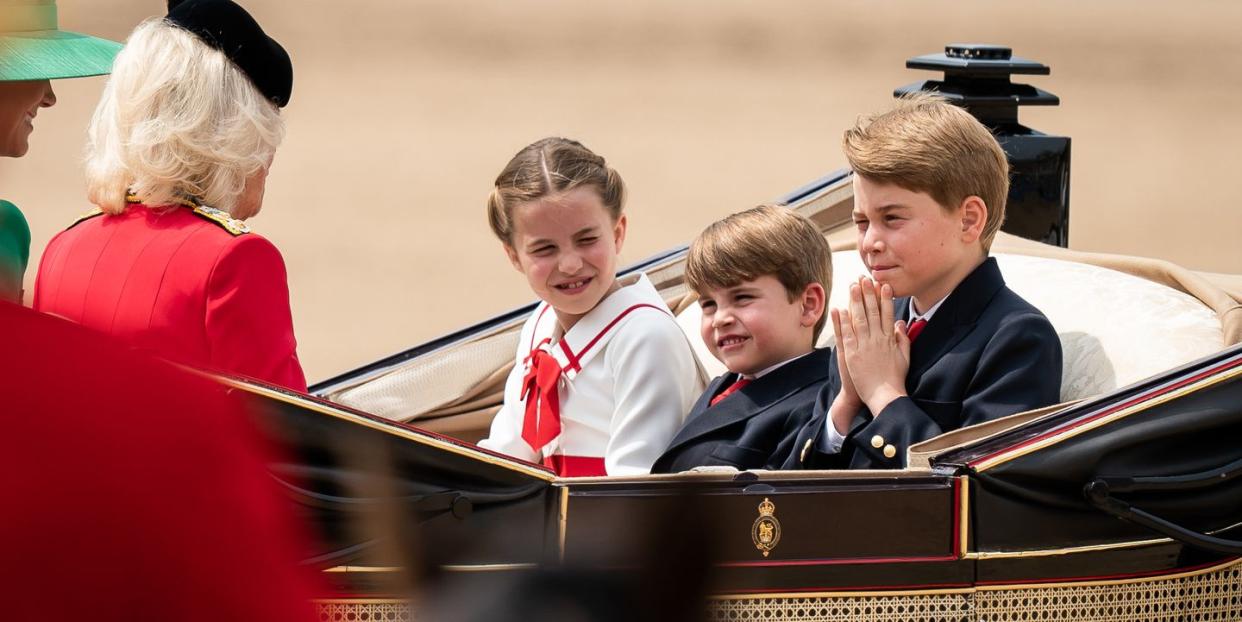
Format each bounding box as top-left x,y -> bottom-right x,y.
896,44 -> 1072,247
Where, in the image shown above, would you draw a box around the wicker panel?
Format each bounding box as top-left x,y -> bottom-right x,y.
312,595 -> 972,622
315,559 -> 1242,622
317,601 -> 412,622
709,594 -> 971,622
974,562 -> 1242,621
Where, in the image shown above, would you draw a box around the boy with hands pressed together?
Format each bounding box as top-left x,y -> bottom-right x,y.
787,93 -> 1063,470
829,278 -> 912,446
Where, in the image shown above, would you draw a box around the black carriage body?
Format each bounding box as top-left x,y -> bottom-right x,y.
233,343 -> 1242,601
246,382 -> 968,595
947,347 -> 1242,586
250,52 -> 1242,604
557,474 -> 968,594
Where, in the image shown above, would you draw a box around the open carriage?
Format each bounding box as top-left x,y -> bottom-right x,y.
228,46 -> 1242,621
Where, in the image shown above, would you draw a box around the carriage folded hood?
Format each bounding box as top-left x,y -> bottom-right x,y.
928,344 -> 1242,553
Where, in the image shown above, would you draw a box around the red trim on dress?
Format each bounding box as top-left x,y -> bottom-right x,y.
524,303 -> 668,370
546,455 -> 607,477
519,303 -> 668,477
559,339 -> 580,373
571,303 -> 666,362
528,305 -> 552,352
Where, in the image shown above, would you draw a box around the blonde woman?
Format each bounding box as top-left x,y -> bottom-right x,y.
33,0 -> 306,391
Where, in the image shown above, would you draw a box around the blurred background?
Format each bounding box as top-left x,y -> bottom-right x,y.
3,0 -> 1240,382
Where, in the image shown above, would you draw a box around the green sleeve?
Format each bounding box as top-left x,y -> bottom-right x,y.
0,200 -> 31,304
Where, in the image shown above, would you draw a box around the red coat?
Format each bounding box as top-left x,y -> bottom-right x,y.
34,201 -> 307,392
0,301 -> 318,621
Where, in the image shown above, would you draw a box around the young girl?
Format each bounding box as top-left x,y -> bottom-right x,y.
478,137 -> 704,477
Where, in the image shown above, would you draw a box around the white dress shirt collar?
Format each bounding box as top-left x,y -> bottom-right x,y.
909,296 -> 947,323
742,351 -> 813,380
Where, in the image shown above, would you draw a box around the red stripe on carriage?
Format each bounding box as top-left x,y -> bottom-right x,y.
974,557 -> 1240,587
718,554 -> 959,568
952,477 -> 963,558
968,356 -> 1242,469
545,455 -> 607,477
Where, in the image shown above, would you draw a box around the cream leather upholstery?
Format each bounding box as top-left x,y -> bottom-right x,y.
675,252 -> 1224,401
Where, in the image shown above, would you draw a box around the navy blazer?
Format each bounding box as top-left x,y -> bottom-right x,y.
651,347 -> 833,473
784,258 -> 1063,470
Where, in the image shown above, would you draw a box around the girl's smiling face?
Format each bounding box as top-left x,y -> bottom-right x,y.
504,185 -> 626,331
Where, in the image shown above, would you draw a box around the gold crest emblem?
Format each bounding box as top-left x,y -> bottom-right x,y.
750,497 -> 781,557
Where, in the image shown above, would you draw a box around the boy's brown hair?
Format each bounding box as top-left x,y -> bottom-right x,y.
843,92 -> 1009,251
685,204 -> 832,341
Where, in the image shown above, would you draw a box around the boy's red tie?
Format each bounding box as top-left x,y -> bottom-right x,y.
710,377 -> 752,406
907,318 -> 929,342
520,348 -> 563,453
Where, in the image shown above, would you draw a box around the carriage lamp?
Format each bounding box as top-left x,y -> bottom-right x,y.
896,44 -> 1072,247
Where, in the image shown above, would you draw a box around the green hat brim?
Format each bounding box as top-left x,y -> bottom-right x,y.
0,29 -> 121,81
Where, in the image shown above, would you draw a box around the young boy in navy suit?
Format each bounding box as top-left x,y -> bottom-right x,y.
652,205 -> 832,473
787,93 -> 1063,470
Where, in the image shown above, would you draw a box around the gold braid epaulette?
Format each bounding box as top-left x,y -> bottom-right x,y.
67,208 -> 104,229
125,193 -> 251,236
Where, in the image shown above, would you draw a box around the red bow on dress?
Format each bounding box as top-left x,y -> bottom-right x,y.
520,347 -> 564,454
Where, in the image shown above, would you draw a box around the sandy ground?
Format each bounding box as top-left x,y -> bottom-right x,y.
3,0 -> 1240,383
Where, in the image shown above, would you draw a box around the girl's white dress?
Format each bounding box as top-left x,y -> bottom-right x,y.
479,273 -> 704,476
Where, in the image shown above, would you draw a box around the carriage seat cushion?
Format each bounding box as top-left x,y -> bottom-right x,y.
674,252 -> 1223,402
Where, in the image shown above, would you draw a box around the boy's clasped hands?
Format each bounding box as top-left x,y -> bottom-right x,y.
828,277 -> 911,436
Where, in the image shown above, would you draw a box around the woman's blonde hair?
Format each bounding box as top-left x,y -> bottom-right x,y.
85,18 -> 284,219
487,137 -> 625,243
